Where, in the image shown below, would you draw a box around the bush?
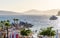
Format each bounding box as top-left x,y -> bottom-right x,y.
39,27 -> 56,36
20,29 -> 32,36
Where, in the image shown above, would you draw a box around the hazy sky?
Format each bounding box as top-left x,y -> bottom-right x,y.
0,0 -> 60,12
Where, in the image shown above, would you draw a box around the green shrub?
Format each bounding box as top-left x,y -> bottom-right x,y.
20,29 -> 32,36
39,27 -> 56,36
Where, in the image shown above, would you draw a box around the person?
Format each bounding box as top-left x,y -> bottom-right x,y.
16,33 -> 19,38
14,31 -> 19,38
38,36 -> 42,38
0,30 -> 3,38
9,32 -> 14,38
3,32 -> 6,38
9,30 -> 19,38
32,33 -> 37,38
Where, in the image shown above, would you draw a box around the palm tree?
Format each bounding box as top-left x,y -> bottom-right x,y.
7,20 -> 10,22
13,18 -> 19,26
0,21 -> 3,29
13,18 -> 16,24
24,22 -> 33,29
39,27 -> 56,38
15,18 -> 19,24
20,29 -> 32,37
5,22 -> 10,38
0,21 -> 5,30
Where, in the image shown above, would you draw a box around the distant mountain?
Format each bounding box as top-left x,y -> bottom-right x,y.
57,11 -> 60,16
0,9 -> 60,15
23,9 -> 60,15
0,10 -> 23,15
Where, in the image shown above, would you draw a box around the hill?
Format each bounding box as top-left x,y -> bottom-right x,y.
0,9 -> 60,16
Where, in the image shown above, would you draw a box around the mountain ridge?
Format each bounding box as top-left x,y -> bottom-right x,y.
23,9 -> 60,15
0,9 -> 60,15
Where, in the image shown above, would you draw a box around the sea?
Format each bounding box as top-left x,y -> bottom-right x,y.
0,15 -> 60,33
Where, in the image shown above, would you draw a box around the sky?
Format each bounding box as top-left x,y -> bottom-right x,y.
0,0 -> 60,12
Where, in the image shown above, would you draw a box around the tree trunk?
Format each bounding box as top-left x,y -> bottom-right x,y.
7,27 -> 8,38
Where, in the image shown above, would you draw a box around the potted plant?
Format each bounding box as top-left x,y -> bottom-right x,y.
39,27 -> 56,38
20,29 -> 32,38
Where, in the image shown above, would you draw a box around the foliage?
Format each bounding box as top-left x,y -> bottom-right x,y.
5,22 -> 10,27
0,20 -> 10,28
24,22 -> 33,28
1,20 -> 10,38
7,20 -> 10,22
13,18 -> 19,22
20,29 -> 32,36
39,27 -> 56,36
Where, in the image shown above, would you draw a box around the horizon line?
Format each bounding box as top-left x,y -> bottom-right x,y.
0,8 -> 60,13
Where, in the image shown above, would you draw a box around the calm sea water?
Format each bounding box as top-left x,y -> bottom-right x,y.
0,15 -> 60,32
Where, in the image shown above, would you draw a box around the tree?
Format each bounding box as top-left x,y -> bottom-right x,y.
0,21 -> 4,29
5,22 -> 10,38
13,18 -> 16,24
24,22 -> 33,29
15,19 -> 19,23
13,18 -> 19,23
13,18 -> 19,26
0,21 -> 5,30
7,20 -> 10,22
20,29 -> 32,36
39,27 -> 56,37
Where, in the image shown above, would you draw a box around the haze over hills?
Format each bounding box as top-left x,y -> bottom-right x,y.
23,9 -> 60,15
0,10 -> 23,15
0,9 -> 60,15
